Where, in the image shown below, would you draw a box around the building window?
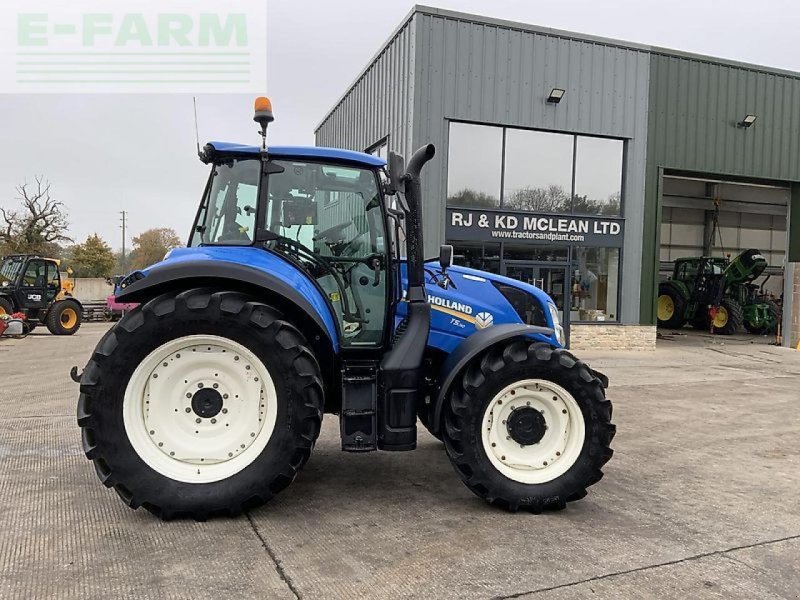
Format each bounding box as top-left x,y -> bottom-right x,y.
447,123 -> 502,208
446,121 -> 625,216
503,129 -> 574,212
571,247 -> 620,322
574,137 -> 623,216
367,138 -> 389,160
452,242 -> 501,274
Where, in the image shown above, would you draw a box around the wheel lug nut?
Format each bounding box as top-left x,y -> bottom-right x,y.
222,408 -> 228,414
213,383 -> 219,389
491,442 -> 496,447
211,418 -> 217,424
223,394 -> 229,400
186,393 -> 192,398
526,401 -> 531,406
185,407 -> 191,413
195,418 -> 201,423
198,383 -> 204,388
562,409 -> 567,414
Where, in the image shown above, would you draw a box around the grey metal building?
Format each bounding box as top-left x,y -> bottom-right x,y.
316,5 -> 800,348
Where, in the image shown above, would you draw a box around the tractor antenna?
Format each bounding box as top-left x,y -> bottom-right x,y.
193,96 -> 201,158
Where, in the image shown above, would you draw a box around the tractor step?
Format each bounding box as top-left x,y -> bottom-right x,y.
340,361 -> 379,452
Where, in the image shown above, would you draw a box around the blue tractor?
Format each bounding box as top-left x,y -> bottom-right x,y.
76,98 -> 615,519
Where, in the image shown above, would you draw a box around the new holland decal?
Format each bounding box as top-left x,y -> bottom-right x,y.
427,295 -> 492,328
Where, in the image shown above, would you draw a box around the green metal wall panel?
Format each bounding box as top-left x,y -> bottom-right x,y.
640,54 -> 800,324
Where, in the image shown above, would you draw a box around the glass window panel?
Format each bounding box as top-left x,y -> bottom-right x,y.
503,244 -> 568,262
571,247 -> 620,322
503,129 -> 573,213
447,123 -> 502,208
574,137 -> 623,216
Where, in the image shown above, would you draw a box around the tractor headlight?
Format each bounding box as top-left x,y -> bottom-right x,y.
548,303 -> 565,346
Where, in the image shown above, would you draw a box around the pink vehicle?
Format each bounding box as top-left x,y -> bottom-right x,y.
106,295 -> 138,321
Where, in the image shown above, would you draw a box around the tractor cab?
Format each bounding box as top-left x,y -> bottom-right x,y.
0,254 -> 82,334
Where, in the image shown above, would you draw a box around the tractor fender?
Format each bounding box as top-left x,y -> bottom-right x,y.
115,259 -> 338,348
430,324 -> 555,436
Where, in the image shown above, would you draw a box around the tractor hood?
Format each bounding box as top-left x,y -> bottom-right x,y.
398,261 -> 561,352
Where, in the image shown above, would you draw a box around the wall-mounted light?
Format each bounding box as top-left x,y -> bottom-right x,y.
546,88 -> 565,104
739,114 -> 757,128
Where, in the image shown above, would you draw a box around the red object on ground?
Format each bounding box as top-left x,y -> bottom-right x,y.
0,320 -> 7,336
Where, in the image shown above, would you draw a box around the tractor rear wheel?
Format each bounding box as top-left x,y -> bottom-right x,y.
46,299 -> 82,335
711,298 -> 744,335
0,296 -> 13,316
443,341 -> 615,512
656,284 -> 686,329
77,289 -> 324,520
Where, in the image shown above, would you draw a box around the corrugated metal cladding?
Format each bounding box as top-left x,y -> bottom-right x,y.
411,9 -> 651,324
640,54 -> 800,323
315,16 -> 417,163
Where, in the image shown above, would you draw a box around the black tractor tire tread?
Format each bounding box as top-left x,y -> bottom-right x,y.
0,296 -> 13,316
77,288 -> 324,520
656,283 -> 687,330
713,298 -> 744,335
442,340 -> 615,513
46,298 -> 83,335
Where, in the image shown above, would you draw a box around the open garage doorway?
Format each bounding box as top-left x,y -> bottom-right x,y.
657,173 -> 787,347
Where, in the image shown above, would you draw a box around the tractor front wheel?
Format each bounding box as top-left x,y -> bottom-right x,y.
711,298 -> 744,335
46,299 -> 82,335
443,341 -> 615,512
77,289 -> 324,520
656,284 -> 686,329
744,300 -> 781,335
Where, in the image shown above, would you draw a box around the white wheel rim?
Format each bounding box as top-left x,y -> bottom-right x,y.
123,335 -> 278,484
481,379 -> 585,484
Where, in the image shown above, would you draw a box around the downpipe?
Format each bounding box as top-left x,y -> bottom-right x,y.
378,144 -> 435,451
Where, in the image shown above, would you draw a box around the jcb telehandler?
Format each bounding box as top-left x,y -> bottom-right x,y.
76,98 -> 614,519
0,254 -> 82,335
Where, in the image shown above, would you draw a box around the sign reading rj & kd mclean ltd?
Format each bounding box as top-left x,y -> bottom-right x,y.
446,207 -> 624,248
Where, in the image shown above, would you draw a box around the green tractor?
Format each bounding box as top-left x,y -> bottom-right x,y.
657,249 -> 778,335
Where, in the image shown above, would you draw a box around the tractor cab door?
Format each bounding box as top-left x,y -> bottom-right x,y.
261,160 -> 390,348
15,258 -> 48,313
44,262 -> 61,303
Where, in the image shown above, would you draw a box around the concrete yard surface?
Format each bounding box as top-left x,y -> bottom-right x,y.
1,323 -> 798,599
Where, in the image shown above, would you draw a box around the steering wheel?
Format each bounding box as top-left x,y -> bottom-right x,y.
313,220 -> 353,244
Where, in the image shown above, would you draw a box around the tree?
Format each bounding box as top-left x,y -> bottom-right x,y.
0,177 -> 71,256
71,234 -> 116,278
505,185 -> 570,213
129,228 -> 182,270
447,188 -> 498,209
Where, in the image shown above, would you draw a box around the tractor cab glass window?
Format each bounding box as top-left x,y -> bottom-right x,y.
45,263 -> 60,301
22,260 -> 45,287
191,159 -> 260,246
0,257 -> 24,287
263,161 -> 388,347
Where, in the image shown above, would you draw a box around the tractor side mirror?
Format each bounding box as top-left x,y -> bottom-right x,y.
439,244 -> 453,272
386,152 -> 405,195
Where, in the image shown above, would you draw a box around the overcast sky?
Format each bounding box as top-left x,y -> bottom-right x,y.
1,0 -> 798,250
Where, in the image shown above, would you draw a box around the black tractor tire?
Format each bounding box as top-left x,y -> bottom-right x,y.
744,300 -> 781,335
656,284 -> 687,330
46,299 -> 83,335
711,298 -> 744,335
0,296 -> 14,316
77,289 -> 324,520
442,340 -> 615,513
